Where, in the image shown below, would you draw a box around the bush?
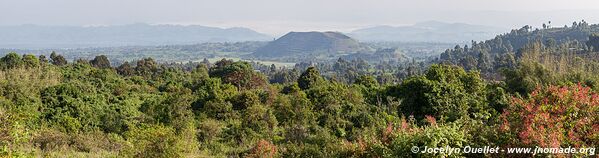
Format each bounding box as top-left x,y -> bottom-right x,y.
40,82 -> 107,133
32,129 -> 124,154
122,124 -> 187,158
197,118 -> 224,143
33,129 -> 70,151
501,84 -> 599,151
244,139 -> 278,158
389,64 -> 490,123
341,117 -> 470,158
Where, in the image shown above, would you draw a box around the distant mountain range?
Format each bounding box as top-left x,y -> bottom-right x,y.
0,23 -> 272,49
252,31 -> 369,61
0,21 -> 509,49
348,21 -> 508,43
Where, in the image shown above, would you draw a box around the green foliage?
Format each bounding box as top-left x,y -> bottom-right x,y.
210,59 -> 267,90
389,64 -> 490,122
298,67 -> 324,90
192,77 -> 239,120
22,54 -> 40,68
354,75 -> 378,88
502,61 -> 554,95
90,55 -> 111,69
269,68 -> 299,84
117,61 -> 134,76
586,33 -> 599,51
40,82 -> 107,133
140,90 -> 194,133
439,20 -> 593,73
0,52 -> 22,70
334,118 -> 470,158
0,106 -> 33,157
273,90 -> 314,126
387,123 -> 469,158
135,58 -> 159,79
50,51 -> 67,66
1,51 -> 598,157
122,124 -> 188,158
305,82 -> 371,138
196,118 -> 224,143
242,104 -> 278,135
231,91 -> 261,110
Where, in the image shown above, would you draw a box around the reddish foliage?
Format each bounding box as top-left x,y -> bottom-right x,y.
425,115 -> 437,126
382,122 -> 393,144
357,138 -> 366,151
501,84 -> 599,148
245,139 -> 277,158
400,119 -> 409,131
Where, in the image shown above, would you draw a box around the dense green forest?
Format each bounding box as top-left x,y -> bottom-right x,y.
1,23 -> 599,158
439,21 -> 599,75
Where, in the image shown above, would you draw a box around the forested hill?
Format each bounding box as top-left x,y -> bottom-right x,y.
0,24 -> 272,49
349,21 -> 506,43
439,20 -> 598,73
251,31 -> 370,61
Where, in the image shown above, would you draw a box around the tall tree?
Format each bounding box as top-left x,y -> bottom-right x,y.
387,64 -> 490,122
21,54 -> 39,68
38,55 -> 48,64
297,67 -> 323,90
90,55 -> 111,69
117,61 -> 134,76
50,51 -> 67,66
0,53 -> 22,70
135,58 -> 159,78
586,33 -> 599,51
209,60 -> 267,90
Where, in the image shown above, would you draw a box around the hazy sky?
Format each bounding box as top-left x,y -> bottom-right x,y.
3,0 -> 599,36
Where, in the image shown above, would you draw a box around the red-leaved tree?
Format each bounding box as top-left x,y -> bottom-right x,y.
501,84 -> 599,148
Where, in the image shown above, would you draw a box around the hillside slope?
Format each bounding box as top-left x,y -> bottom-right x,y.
252,31 -> 369,61
349,21 -> 507,43
439,21 -> 597,73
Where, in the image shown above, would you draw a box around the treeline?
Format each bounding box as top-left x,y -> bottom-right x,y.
0,48 -> 597,157
0,41 -> 268,65
256,58 -> 425,85
438,20 -> 599,75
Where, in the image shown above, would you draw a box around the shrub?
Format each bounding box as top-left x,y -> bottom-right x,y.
197,119 -> 224,143
389,64 -> 490,122
244,139 -> 278,158
122,124 -> 185,158
33,129 -> 70,151
344,117 -> 469,158
501,84 -> 599,154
